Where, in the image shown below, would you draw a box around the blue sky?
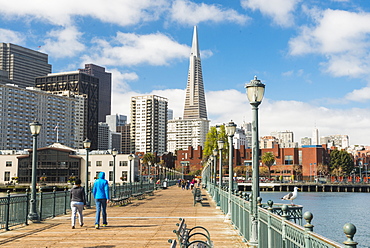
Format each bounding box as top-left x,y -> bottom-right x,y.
1,0 -> 370,146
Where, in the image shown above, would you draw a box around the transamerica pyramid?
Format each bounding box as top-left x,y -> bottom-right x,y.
183,26 -> 208,120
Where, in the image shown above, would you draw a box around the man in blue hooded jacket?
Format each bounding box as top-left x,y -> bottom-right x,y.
92,172 -> 110,229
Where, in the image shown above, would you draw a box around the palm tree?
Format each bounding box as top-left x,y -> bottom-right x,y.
262,152 -> 275,180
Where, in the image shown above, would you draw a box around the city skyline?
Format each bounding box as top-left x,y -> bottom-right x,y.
1,1 -> 370,145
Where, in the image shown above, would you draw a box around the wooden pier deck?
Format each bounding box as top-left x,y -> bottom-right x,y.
0,186 -> 247,248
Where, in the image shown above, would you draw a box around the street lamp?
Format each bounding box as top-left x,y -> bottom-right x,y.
112,148 -> 118,197
225,121 -> 236,220
217,140 -> 224,207
83,139 -> 91,207
28,120 -> 42,222
128,154 -> 134,186
245,75 -> 265,246
213,149 -> 218,187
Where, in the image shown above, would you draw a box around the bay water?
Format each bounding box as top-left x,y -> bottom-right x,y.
260,191 -> 370,248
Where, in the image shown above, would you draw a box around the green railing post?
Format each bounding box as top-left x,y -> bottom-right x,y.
64,187 -> 68,215
267,200 -> 274,248
5,190 -> 10,231
343,223 -> 357,248
25,189 -> 29,226
304,211 -> 314,248
38,188 -> 43,221
52,187 -> 56,217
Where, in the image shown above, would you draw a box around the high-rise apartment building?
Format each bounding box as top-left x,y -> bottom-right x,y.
131,95 -> 168,154
79,64 -> 112,122
271,130 -> 298,148
183,26 -> 207,120
320,134 -> 349,149
35,71 -> 99,149
167,118 -> 209,153
0,43 -> 51,88
167,26 -> 210,153
0,84 -> 84,150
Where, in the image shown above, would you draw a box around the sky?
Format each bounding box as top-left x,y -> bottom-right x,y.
1,0 -> 370,146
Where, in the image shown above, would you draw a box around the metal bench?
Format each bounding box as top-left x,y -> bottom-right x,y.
171,218 -> 213,248
192,188 -> 202,206
145,190 -> 154,196
109,191 -> 131,206
131,191 -> 144,200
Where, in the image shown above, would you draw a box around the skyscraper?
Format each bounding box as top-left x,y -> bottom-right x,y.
167,26 -> 210,153
0,43 -> 51,88
79,64 -> 112,122
131,95 -> 168,154
183,26 -> 207,120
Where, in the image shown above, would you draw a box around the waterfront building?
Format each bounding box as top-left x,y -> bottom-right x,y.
79,64 -> 112,122
130,95 -> 168,154
0,43 -> 51,88
167,118 -> 209,154
35,71 -> 99,149
0,84 -> 84,150
0,143 -> 137,184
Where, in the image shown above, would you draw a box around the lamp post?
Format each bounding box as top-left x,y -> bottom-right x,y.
112,148 -> 118,197
139,156 -> 143,185
83,139 -> 91,207
217,140 -> 224,207
213,149 -> 218,187
148,161 -> 152,184
245,75 -> 265,246
128,154 -> 134,187
225,121 -> 236,221
28,120 -> 42,222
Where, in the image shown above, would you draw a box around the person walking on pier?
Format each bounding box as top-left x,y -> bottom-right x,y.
92,172 -> 110,229
70,179 -> 86,229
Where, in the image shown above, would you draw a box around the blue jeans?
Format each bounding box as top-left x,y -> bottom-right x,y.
95,199 -> 107,225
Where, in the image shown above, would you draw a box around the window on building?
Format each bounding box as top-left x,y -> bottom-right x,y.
109,171 -> 113,181
121,171 -> 128,181
119,161 -> 128,166
4,171 -> 10,181
88,161 -> 91,167
284,155 -> 293,165
109,161 -> 113,167
95,171 -> 100,179
6,161 -> 12,167
96,161 -> 102,166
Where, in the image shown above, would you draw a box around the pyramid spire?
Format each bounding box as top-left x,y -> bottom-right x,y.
183,26 -> 208,120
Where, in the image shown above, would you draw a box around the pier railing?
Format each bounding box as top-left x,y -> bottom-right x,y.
0,180 -> 176,231
203,167 -> 358,248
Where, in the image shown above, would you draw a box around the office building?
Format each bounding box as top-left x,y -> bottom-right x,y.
183,26 -> 207,120
79,64 -> 112,122
320,134 -> 349,149
0,84 -> 84,150
117,124 -> 131,154
106,114 -> 127,132
271,130 -> 298,148
35,71 -> 99,149
131,95 -> 168,154
0,43 -> 51,88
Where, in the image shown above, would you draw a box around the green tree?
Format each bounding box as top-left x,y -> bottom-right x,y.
329,149 -> 354,178
203,125 -> 228,164
261,152 -> 275,179
142,153 -> 156,175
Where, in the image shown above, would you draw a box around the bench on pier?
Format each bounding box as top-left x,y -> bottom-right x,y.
145,190 -> 154,196
109,191 -> 131,206
169,218 -> 213,248
192,188 -> 202,206
131,191 -> 144,200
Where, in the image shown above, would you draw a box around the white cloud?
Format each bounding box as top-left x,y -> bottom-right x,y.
83,32 -> 193,66
41,26 -> 86,58
0,0 -> 168,26
345,86 -> 370,102
0,29 -> 25,44
170,0 -> 250,26
289,9 -> 370,77
241,0 -> 298,27
113,88 -> 370,145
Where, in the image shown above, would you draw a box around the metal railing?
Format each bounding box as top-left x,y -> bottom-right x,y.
202,166 -> 358,248
0,180 -> 177,232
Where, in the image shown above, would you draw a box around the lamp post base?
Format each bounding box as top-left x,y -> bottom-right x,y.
28,213 -> 40,223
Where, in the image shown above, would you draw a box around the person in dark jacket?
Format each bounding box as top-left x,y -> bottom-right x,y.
70,179 -> 86,229
92,172 -> 110,229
